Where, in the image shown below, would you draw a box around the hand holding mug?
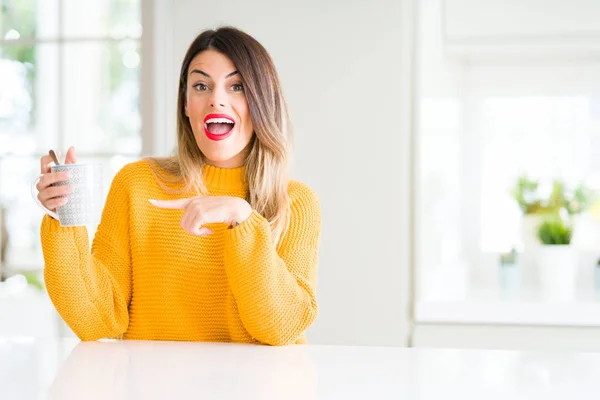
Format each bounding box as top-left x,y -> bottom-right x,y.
32,147 -> 103,226
36,146 -> 77,212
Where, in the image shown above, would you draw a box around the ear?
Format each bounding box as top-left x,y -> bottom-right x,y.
184,102 -> 188,117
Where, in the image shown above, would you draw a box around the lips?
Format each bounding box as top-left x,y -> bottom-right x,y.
203,113 -> 235,141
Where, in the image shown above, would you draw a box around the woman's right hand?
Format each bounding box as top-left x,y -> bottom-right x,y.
36,146 -> 77,212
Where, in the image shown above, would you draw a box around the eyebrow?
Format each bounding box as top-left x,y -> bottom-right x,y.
189,69 -> 239,79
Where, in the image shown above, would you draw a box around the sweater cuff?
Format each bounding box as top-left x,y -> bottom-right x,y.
226,210 -> 269,241
41,213 -> 61,234
41,213 -> 86,237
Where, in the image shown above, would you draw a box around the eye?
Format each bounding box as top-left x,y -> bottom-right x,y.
193,83 -> 209,92
231,83 -> 244,92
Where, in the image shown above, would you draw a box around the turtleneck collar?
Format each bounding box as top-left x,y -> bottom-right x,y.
202,164 -> 247,192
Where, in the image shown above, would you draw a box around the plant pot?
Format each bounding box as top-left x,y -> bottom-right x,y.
537,245 -> 578,301
499,262 -> 520,296
520,214 -> 544,285
521,214 -> 544,249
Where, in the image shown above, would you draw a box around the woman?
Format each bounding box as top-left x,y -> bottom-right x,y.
35,27 -> 321,345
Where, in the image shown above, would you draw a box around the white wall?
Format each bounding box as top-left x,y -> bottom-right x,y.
444,0 -> 600,40
147,0 -> 416,346
442,0 -> 600,58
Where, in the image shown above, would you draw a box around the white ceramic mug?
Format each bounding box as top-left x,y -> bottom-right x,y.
31,163 -> 103,226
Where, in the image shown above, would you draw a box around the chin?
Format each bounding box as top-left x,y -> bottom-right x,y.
206,155 -> 233,163
195,137 -> 250,167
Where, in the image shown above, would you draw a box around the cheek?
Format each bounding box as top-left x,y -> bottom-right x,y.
186,95 -> 205,118
237,101 -> 253,135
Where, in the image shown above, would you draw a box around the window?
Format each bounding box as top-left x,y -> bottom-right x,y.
417,62 -> 600,274
479,95 -> 600,253
0,0 -> 142,272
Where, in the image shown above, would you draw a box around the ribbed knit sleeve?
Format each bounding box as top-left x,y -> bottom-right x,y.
224,181 -> 321,346
42,165 -> 132,341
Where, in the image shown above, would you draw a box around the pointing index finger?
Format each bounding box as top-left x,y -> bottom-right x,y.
149,198 -> 192,209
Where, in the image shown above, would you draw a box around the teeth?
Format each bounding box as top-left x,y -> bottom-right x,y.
206,118 -> 234,124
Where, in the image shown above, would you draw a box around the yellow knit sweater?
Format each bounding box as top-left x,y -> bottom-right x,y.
41,160 -> 321,345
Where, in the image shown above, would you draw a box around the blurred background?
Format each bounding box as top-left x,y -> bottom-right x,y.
1,0 -> 600,353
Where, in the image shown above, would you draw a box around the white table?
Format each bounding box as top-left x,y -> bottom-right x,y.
1,337 -> 599,399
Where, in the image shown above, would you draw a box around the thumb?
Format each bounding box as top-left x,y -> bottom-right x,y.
64,146 -> 77,164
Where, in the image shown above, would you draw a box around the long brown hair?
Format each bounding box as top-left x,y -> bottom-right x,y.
150,26 -> 292,245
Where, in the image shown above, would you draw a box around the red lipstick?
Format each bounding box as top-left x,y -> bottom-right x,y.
203,113 -> 235,141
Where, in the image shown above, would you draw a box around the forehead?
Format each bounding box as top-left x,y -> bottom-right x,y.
188,49 -> 237,77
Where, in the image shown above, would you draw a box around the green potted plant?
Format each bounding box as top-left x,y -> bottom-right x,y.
536,217 -> 577,300
565,183 -> 595,216
564,182 -> 596,251
499,248 -> 518,266
499,248 -> 520,292
510,175 -> 545,215
537,218 -> 572,245
510,175 -> 551,284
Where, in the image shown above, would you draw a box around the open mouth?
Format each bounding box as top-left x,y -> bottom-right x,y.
203,114 -> 235,141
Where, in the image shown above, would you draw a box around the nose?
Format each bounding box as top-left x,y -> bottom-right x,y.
209,87 -> 227,108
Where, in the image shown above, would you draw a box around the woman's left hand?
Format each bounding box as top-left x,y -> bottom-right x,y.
149,196 -> 252,236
